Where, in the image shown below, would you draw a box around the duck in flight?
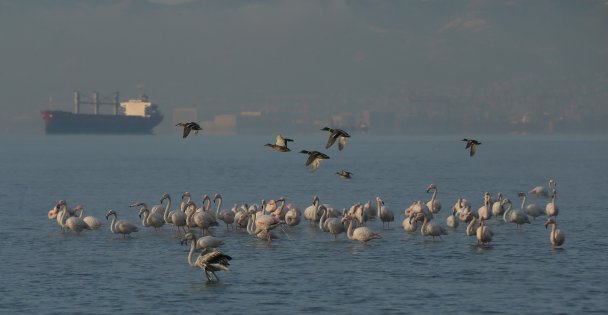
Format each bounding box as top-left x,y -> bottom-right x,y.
264,134 -> 294,152
321,127 -> 351,151
300,150 -> 330,172
336,170 -> 353,179
462,138 -> 481,156
175,122 -> 202,138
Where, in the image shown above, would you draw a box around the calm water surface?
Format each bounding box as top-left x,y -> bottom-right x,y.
0,135 -> 607,314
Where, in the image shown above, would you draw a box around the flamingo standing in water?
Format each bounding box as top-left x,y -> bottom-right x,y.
72,205 -> 103,230
476,217 -> 493,245
545,189 -> 559,217
57,201 -> 90,235
503,195 -> 531,229
477,192 -> 492,221
105,210 -> 138,239
284,204 -> 301,227
181,232 -> 232,283
342,215 -> 382,244
376,197 -> 394,229
426,184 -> 442,215
412,212 -> 447,240
529,179 -> 556,198
491,193 -> 505,217
133,203 -> 165,231
544,216 -> 565,247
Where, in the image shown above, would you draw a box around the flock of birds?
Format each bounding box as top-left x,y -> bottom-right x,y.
45,124 -> 565,283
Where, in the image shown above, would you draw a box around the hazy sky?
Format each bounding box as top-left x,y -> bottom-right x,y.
1,0 -> 607,134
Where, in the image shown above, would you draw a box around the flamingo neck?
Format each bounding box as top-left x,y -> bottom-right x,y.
187,238 -> 197,267
346,219 -> 354,240
318,208 -> 327,231
162,197 -> 172,222
109,214 -> 118,234
141,210 -> 149,227
216,197 -> 222,216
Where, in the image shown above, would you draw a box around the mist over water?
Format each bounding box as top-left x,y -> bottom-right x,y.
0,135 -> 607,314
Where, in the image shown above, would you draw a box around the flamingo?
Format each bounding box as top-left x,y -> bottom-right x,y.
284,204 -> 301,226
522,191 -> 545,220
53,200 -> 76,232
413,212 -> 448,240
402,204 -> 419,233
477,192 -> 492,221
545,189 -> 559,217
529,179 -> 556,198
234,203 -> 249,230
476,218 -> 493,245
303,196 -> 323,224
342,216 -> 382,244
363,201 -> 377,220
544,217 -> 565,247
377,196 -> 394,229
133,203 -> 165,231
181,232 -> 231,283
161,193 -> 186,237
191,197 -> 218,236
503,195 -> 531,229
246,211 -> 280,242
214,194 -> 235,230
426,184 -> 442,215
72,205 -> 103,230
57,201 -> 90,235
105,210 -> 138,239
465,213 -> 479,236
491,193 -> 505,217
182,231 -> 224,251
446,207 -> 459,228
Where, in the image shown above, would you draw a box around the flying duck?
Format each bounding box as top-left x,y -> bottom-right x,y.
336,170 -> 353,179
462,138 -> 481,156
300,150 -> 330,172
264,134 -> 294,152
175,122 -> 202,138
321,127 -> 351,151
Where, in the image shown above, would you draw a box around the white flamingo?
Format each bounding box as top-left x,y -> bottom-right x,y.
214,194 -> 235,230
413,212 -> 447,240
476,218 -> 493,245
426,184 -> 442,215
446,207 -> 459,228
522,191 -> 545,220
133,203 -> 164,231
57,201 -> 90,235
477,192 -> 492,221
72,205 -> 103,230
529,179 -> 556,198
377,196 -> 394,229
303,196 -> 323,224
545,189 -> 559,217
465,213 -> 479,236
161,193 -> 186,237
343,216 -> 382,244
503,195 -> 531,229
284,203 -> 301,226
181,232 -> 232,283
105,209 -> 138,239
491,193 -> 505,217
246,211 -> 280,242
544,216 -> 565,247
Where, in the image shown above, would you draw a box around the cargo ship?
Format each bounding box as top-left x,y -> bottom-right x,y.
40,91 -> 163,135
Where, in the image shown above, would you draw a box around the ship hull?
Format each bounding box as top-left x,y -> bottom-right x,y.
41,111 -> 163,135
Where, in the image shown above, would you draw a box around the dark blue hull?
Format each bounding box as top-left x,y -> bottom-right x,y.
41,110 -> 163,135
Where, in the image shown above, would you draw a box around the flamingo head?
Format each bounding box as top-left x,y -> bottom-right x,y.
203,194 -> 211,203
160,193 -> 170,203
181,192 -> 191,200
426,184 -> 437,193
48,209 -> 58,220
105,210 -> 116,220
517,192 -> 526,198
213,193 -> 222,203
138,208 -> 148,218
180,232 -> 196,245
129,202 -> 146,208
55,200 -> 66,210
544,217 -> 556,229
501,198 -> 512,206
